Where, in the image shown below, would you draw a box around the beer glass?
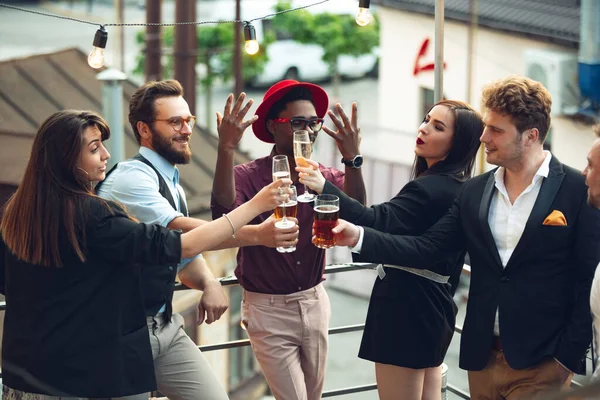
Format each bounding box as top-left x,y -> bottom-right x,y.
293,130 -> 316,203
313,194 -> 339,249
274,186 -> 298,253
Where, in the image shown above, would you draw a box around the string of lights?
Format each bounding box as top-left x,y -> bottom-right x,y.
0,0 -> 373,68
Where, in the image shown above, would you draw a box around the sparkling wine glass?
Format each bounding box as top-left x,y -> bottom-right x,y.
275,186 -> 298,253
272,155 -> 291,223
293,130 -> 315,203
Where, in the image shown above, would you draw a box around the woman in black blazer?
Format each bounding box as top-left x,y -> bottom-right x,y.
0,110 -> 288,399
298,100 -> 483,400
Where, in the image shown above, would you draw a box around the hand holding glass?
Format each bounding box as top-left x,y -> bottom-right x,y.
313,194 -> 339,249
293,130 -> 316,203
275,186 -> 298,253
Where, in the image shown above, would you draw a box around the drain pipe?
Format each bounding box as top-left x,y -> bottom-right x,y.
434,0 -> 445,103
97,68 -> 127,170
578,0 -> 600,111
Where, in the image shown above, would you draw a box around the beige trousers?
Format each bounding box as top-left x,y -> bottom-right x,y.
241,283 -> 331,400
147,313 -> 229,400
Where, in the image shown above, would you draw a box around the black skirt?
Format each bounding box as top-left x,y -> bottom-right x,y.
358,267 -> 458,369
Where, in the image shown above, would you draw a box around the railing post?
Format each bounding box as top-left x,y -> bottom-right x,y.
441,363 -> 448,400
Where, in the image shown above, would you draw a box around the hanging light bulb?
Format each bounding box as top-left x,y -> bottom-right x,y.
356,0 -> 373,26
88,26 -> 108,69
244,22 -> 259,55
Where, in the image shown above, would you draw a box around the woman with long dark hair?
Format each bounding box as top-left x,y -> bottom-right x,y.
297,100 -> 483,399
0,110 -> 288,399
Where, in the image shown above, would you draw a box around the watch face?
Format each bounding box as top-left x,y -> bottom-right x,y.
353,156 -> 363,168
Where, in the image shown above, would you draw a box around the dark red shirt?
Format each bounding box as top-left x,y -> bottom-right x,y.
211,154 -> 345,294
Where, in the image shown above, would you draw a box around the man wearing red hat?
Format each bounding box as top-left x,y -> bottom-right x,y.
211,80 -> 366,400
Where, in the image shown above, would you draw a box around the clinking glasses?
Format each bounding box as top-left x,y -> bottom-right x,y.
273,117 -> 324,132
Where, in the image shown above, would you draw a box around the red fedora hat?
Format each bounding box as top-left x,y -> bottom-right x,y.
252,80 -> 329,143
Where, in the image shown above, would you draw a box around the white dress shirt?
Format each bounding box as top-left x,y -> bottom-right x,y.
590,262 -> 600,380
489,151 -> 552,335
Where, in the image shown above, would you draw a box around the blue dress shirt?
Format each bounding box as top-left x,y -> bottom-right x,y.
97,146 -> 200,312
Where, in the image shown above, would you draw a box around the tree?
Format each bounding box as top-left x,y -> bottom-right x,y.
134,23 -> 271,130
270,1 -> 380,100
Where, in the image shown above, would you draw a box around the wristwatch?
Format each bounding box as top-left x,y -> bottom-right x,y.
341,155 -> 364,169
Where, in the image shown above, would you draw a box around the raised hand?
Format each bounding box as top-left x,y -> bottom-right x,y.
323,102 -> 362,160
216,92 -> 258,151
296,159 -> 326,194
256,215 -> 300,248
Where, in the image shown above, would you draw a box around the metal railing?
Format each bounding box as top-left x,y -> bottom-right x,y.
0,262 -> 593,399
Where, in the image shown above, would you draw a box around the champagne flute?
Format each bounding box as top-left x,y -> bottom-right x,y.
272,155 -> 291,223
274,186 -> 298,253
293,130 -> 316,203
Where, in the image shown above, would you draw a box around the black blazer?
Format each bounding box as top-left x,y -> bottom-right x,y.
323,173 -> 466,290
358,156 -> 600,373
0,198 -> 182,397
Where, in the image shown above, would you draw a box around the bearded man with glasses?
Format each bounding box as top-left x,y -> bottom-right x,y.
97,80 -> 299,400
211,79 -> 366,400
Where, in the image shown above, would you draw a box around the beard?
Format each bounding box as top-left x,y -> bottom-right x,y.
151,128 -> 191,165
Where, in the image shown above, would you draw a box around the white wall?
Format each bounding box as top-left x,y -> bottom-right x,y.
377,8 -> 597,171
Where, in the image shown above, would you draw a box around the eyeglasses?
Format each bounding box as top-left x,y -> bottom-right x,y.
273,117 -> 324,133
151,116 -> 196,132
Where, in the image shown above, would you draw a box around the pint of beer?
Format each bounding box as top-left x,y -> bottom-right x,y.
313,194 -> 339,249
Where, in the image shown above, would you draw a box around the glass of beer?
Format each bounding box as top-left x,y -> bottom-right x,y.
274,186 -> 298,253
293,130 -> 316,203
313,194 -> 339,249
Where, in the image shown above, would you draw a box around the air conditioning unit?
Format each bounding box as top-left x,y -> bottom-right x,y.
524,49 -> 579,115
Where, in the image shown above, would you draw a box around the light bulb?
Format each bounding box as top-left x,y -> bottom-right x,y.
243,22 -> 259,55
245,40 -> 259,55
88,26 -> 108,69
355,7 -> 372,26
88,47 -> 105,69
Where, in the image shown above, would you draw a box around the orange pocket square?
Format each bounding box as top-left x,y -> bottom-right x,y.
543,210 -> 567,226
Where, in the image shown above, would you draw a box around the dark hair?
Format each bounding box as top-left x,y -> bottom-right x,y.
129,80 -> 184,144
482,75 -> 552,142
411,100 -> 483,181
1,110 -> 111,267
266,87 -> 315,122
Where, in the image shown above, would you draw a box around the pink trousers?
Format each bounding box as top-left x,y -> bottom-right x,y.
241,283 -> 331,400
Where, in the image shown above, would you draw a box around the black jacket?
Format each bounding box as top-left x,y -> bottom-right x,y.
323,173 -> 466,291
0,197 -> 181,397
358,156 -> 600,373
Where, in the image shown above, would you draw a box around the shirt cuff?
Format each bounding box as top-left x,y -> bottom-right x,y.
554,357 -> 572,373
349,226 -> 365,254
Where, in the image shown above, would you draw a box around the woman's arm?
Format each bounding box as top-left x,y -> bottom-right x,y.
322,179 -> 431,233
88,179 -> 290,264
299,160 -> 438,233
181,178 -> 289,257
